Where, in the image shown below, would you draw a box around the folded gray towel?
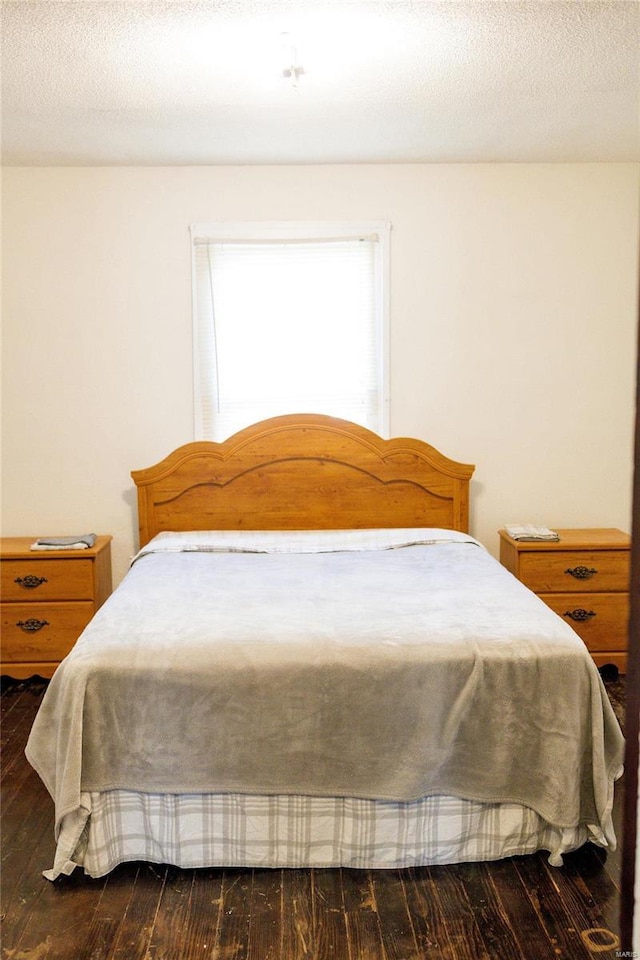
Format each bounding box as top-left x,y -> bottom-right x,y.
31,534 -> 97,550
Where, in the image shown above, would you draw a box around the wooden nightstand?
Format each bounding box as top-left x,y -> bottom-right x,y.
0,536 -> 112,679
499,528 -> 631,672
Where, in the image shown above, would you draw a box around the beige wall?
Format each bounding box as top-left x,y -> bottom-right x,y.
2,163 -> 638,584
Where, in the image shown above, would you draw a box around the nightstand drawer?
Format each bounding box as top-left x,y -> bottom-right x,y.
0,601 -> 94,662
1,558 -> 96,601
518,550 -> 629,593
541,592 -> 630,652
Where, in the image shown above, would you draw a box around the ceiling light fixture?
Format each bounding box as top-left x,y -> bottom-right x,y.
280,32 -> 304,88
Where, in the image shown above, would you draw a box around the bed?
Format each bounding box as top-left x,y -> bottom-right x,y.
25,414 -> 625,880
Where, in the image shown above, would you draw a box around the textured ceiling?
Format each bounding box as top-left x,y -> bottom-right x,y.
2,0 -> 639,165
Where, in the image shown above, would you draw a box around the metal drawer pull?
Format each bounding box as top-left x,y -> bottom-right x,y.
563,609 -> 596,623
16,618 -> 49,632
14,575 -> 48,589
565,566 -> 597,580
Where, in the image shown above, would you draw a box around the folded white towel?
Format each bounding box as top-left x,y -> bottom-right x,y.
505,524 -> 559,542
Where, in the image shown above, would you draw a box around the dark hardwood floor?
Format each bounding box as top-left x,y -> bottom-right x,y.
0,678 -> 625,960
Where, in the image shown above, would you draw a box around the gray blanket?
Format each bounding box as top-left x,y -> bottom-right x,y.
26,533 -> 624,846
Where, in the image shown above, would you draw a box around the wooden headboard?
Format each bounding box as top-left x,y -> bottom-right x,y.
131,414 -> 475,547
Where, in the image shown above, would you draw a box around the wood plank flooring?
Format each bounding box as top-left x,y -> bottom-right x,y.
0,678 -> 625,960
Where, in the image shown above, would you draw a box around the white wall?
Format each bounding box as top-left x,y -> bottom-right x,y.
2,163 -> 638,584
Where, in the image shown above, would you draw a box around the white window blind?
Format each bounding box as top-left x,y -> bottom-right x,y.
191,222 -> 389,441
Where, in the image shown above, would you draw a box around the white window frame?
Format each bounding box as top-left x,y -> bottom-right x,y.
190,220 -> 391,440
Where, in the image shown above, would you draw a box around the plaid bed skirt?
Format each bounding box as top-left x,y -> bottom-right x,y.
44,790 -> 605,880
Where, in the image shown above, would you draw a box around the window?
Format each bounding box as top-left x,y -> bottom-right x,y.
191,221 -> 390,441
